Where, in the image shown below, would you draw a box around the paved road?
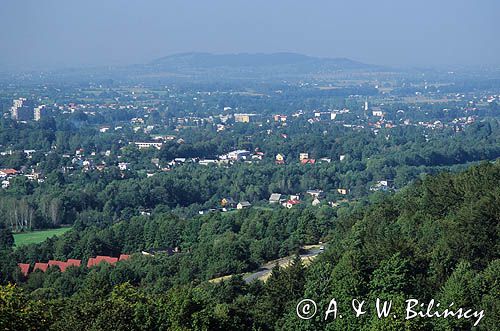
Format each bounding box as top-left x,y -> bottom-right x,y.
243,248 -> 323,283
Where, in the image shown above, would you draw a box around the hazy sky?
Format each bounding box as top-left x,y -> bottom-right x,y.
1,0 -> 499,69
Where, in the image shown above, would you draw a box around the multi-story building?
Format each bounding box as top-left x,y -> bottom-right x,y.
234,113 -> 258,123
34,105 -> 46,121
10,98 -> 34,121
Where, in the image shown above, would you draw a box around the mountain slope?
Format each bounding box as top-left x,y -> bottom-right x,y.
146,52 -> 378,78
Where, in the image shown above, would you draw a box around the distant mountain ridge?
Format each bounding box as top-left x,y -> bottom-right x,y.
12,52 -> 381,84
150,52 -> 373,71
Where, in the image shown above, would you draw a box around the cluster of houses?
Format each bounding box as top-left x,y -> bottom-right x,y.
198,199 -> 252,215
60,146 -> 349,175
208,188 -> 351,215
275,153 -> 346,165
0,168 -> 18,188
269,190 -> 351,209
201,186 -> 353,215
268,189 -> 325,208
163,150 -> 265,169
1,168 -> 43,189
17,254 -> 131,277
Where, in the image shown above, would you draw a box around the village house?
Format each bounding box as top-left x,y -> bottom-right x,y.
312,198 -> 321,206
314,111 -> 332,121
221,197 -> 236,208
234,113 -> 258,123
273,114 -> 287,122
24,172 -> 41,181
0,168 -> 18,178
227,150 -> 251,161
370,180 -> 394,192
141,247 -> 178,257
371,107 -> 385,117
237,201 -> 252,209
199,159 -> 217,166
87,254 -> 130,268
33,262 -> 48,272
82,160 -> 93,170
252,152 -> 265,160
18,263 -> 30,276
337,188 -> 349,195
118,162 -> 129,171
268,193 -> 282,204
133,142 -> 163,150
283,199 -> 301,209
275,153 -> 285,164
301,158 -> 316,165
23,150 -> 36,158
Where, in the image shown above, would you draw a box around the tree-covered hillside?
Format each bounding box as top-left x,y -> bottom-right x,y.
1,161 -> 498,330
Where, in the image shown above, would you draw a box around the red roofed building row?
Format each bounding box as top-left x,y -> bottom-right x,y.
19,254 -> 131,277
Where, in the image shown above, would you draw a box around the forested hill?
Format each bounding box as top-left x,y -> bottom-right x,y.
150,52 -> 372,70
285,161 -> 500,330
0,162 -> 498,330
142,52 -> 380,79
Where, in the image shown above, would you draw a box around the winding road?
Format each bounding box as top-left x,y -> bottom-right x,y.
243,247 -> 323,283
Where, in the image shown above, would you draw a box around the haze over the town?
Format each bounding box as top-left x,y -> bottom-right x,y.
1,0 -> 499,70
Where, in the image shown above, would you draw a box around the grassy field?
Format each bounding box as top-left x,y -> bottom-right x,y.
14,227 -> 71,247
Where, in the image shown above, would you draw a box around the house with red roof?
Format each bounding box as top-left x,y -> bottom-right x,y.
53,259 -> 81,271
86,257 -> 96,268
0,169 -> 18,178
300,159 -> 316,165
97,255 -> 119,264
33,262 -> 49,272
48,260 -> 64,270
275,153 -> 285,165
17,263 -> 30,276
119,254 -> 130,261
87,255 -> 119,267
67,259 -> 81,267
283,200 -> 301,209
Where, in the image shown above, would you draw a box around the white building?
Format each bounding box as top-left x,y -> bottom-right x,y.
134,142 -> 163,150
34,105 -> 46,121
227,150 -> 251,161
118,162 -> 129,171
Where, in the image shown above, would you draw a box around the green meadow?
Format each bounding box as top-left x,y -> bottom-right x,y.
14,227 -> 71,247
